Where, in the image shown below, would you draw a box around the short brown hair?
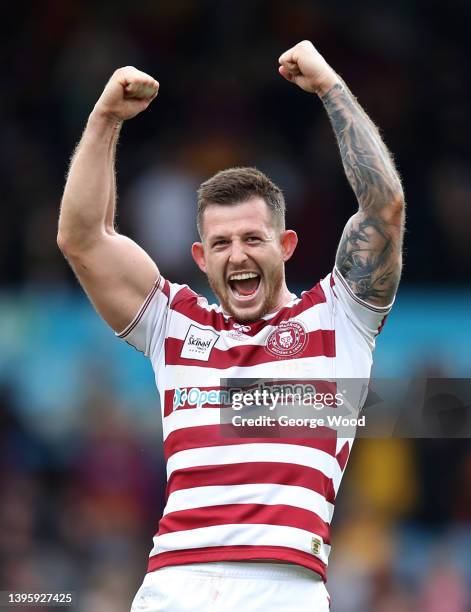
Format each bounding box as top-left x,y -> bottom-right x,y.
196,167 -> 286,238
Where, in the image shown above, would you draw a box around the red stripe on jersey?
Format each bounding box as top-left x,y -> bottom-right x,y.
336,441 -> 350,470
170,287 -> 230,330
168,283 -> 327,334
169,285 -> 198,308
271,283 -> 327,321
166,462 -> 336,504
162,278 -> 171,299
147,545 -> 327,581
329,271 -> 338,298
164,329 -> 335,368
377,314 -> 388,335
163,389 -> 175,417
163,424 -> 338,462
158,503 -> 331,542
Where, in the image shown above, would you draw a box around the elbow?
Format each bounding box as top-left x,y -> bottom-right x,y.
56,228 -> 82,258
57,225 -> 111,258
391,180 -> 405,209
57,205 -> 73,255
392,190 -> 405,210
386,187 -> 405,219
57,229 -> 70,255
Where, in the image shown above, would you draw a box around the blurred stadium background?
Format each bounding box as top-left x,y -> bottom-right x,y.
1,1 -> 471,610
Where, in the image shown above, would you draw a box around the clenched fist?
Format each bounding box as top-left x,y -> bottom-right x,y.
278,41 -> 339,97
94,66 -> 159,122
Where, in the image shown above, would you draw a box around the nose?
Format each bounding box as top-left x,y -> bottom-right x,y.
228,239 -> 248,266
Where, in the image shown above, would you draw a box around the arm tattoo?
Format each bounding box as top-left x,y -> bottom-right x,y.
322,82 -> 405,304
322,82 -> 403,212
336,215 -> 399,303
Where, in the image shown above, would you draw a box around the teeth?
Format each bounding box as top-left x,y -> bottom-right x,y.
229,272 -> 259,281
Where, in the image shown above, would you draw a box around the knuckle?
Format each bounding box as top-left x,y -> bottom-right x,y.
115,65 -> 137,77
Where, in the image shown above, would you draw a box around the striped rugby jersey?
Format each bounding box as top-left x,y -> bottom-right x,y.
117,266 -> 392,581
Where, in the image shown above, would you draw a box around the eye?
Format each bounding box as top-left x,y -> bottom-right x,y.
246,236 -> 262,244
212,239 -> 229,248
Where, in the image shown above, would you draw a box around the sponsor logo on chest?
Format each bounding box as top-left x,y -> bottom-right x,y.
180,324 -> 220,361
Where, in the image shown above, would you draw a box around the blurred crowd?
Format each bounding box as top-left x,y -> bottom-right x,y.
1,0 -> 471,289
1,1 -> 471,610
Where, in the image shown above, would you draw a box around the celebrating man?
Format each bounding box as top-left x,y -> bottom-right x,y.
58,41 -> 404,611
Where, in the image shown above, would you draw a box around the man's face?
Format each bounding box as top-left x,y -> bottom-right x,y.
192,197 -> 295,322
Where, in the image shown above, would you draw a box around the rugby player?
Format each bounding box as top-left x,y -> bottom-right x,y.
58,40 -> 405,611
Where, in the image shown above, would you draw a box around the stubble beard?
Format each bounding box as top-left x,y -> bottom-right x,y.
206,262 -> 285,323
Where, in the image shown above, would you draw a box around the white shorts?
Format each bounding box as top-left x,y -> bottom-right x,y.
130,562 -> 330,612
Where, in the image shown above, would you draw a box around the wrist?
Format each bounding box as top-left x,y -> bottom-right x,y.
314,70 -> 341,98
89,105 -> 123,132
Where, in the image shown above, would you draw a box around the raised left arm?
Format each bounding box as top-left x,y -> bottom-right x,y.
279,41 -> 405,307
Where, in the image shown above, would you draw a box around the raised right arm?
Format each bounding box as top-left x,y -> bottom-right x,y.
57,67 -> 160,333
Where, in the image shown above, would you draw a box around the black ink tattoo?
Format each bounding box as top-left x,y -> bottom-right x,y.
336,215 -> 399,303
322,82 -> 405,305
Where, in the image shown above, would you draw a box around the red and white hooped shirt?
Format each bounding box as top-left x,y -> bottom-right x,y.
117,266 -> 392,582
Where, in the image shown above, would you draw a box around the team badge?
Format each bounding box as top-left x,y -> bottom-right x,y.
265,320 -> 307,358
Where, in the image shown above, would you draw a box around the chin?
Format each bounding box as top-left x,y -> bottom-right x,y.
225,300 -> 270,323
230,311 -> 261,324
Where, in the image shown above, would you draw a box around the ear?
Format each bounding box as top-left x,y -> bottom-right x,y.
279,230 -> 298,262
191,241 -> 207,273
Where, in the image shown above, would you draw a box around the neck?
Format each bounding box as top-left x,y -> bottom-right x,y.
269,284 -> 295,313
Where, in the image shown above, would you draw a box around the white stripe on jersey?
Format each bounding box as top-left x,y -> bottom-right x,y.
163,408 -> 220,440
150,523 -> 331,565
164,483 -> 334,524
163,357 -> 335,390
336,436 -> 353,456
166,443 -> 343,493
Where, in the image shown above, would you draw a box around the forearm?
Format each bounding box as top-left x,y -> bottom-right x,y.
321,80 -> 404,213
58,110 -> 122,252
278,40 -> 404,305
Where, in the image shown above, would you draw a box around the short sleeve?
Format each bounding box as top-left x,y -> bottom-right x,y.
329,266 -> 394,342
115,275 -> 171,357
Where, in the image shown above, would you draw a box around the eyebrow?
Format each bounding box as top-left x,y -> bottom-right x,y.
208,230 -> 266,242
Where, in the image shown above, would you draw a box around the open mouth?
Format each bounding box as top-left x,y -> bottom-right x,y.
228,272 -> 261,301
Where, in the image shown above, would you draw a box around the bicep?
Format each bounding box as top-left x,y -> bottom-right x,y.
65,232 -> 159,332
335,205 -> 404,307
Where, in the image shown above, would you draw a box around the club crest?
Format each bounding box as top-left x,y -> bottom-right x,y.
265,320 -> 307,357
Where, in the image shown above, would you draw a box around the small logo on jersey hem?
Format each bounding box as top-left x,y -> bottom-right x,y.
311,536 -> 322,556
180,324 -> 219,361
265,320 -> 307,358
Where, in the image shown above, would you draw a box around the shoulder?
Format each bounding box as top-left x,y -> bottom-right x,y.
166,282 -> 230,331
